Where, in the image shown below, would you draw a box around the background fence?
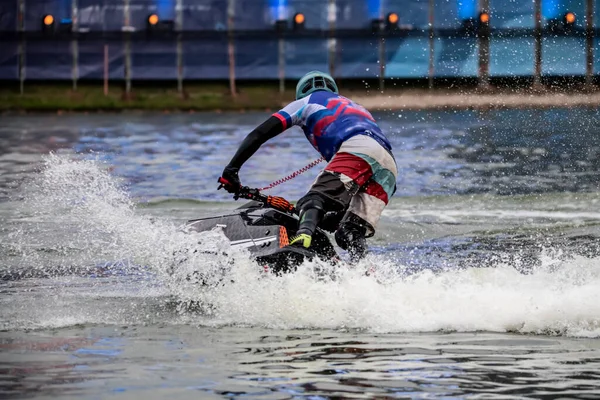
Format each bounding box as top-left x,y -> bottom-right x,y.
0,0 -> 598,92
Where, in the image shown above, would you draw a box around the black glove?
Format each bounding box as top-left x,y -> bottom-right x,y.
218,166 -> 241,193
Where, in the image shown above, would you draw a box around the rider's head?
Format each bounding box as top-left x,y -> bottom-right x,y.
295,71 -> 339,100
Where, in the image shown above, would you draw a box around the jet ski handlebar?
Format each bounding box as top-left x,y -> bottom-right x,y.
220,181 -> 297,215
237,186 -> 297,215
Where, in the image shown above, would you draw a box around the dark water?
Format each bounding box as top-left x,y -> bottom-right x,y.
1,109 -> 600,399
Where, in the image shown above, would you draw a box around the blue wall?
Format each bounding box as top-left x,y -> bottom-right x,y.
0,0 -> 597,80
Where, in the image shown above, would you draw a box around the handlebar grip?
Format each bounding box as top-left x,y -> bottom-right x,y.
267,196 -> 296,214
218,184 -> 295,215
217,177 -> 229,190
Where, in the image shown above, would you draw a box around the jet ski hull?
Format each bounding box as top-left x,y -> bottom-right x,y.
185,201 -> 338,274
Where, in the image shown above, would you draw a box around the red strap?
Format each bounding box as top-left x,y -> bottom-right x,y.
260,157 -> 324,191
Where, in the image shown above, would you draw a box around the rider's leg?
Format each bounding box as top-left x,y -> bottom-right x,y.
289,165 -> 362,248
335,212 -> 372,263
289,194 -> 326,248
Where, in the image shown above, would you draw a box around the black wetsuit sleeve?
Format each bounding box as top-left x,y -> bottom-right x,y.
227,116 -> 285,169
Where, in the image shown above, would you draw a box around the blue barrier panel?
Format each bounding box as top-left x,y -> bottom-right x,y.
0,43 -> 19,80
490,0 -> 534,28
0,0 -> 17,30
2,0 -> 597,81
182,39 -> 229,79
333,0 -> 372,29
0,0 -> 18,79
25,40 -> 72,79
183,0 -> 227,31
458,0 -> 478,22
237,0 -> 272,30
542,36 -> 586,76
490,37 -> 535,76
434,37 -> 479,77
78,0 -> 125,31
432,0 -> 461,29
132,40 -> 178,79
385,37 -> 430,78
595,37 -> 600,76
337,37 -> 379,78
285,38 -> 329,79
156,0 -> 175,20
79,41 -> 125,79
235,38 -> 280,79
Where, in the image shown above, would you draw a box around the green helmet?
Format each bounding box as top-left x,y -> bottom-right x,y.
295,71 -> 339,100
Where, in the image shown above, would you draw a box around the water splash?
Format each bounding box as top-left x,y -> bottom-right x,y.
201,252 -> 600,337
6,153 -> 243,292
4,153 -> 600,338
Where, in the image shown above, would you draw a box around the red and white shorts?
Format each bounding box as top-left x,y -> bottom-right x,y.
308,135 -> 398,234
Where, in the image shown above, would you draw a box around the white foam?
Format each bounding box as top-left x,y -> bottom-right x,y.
385,209 -> 600,224
9,153 -> 600,338
12,153 -> 234,289
198,251 -> 600,337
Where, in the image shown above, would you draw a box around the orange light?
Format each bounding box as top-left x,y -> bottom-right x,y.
387,12 -> 399,24
148,14 -> 159,25
479,12 -> 490,24
565,12 -> 575,24
294,13 -> 305,25
43,14 -> 54,26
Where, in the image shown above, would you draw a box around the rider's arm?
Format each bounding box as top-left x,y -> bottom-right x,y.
227,99 -> 306,169
226,115 -> 285,169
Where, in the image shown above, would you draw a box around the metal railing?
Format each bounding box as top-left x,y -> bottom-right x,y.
1,0 -> 597,95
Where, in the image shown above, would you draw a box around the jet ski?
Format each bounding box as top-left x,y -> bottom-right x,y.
185,186 -> 340,275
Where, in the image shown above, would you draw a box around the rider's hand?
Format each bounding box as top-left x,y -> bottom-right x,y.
218,166 -> 241,193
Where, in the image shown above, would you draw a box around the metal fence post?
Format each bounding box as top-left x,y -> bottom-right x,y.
277,2 -> 286,94
124,0 -> 131,95
328,0 -> 337,79
104,44 -> 109,95
478,0 -> 490,89
378,0 -> 384,91
533,0 -> 542,90
18,0 -> 25,94
176,0 -> 183,95
72,0 -> 79,91
278,36 -> 285,94
586,0 -> 594,89
378,36 -> 385,91
227,0 -> 237,98
428,0 -> 434,89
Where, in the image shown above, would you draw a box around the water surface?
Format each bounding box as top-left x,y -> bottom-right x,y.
1,109 -> 600,398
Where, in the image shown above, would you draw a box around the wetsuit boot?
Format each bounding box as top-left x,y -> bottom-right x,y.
289,207 -> 324,249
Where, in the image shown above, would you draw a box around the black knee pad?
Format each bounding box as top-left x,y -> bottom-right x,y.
296,192 -> 327,214
294,193 -> 327,236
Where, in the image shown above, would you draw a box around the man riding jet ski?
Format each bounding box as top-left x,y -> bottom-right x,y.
215,71 -> 397,269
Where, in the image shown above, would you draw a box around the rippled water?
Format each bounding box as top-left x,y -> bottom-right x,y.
1,109 -> 600,399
